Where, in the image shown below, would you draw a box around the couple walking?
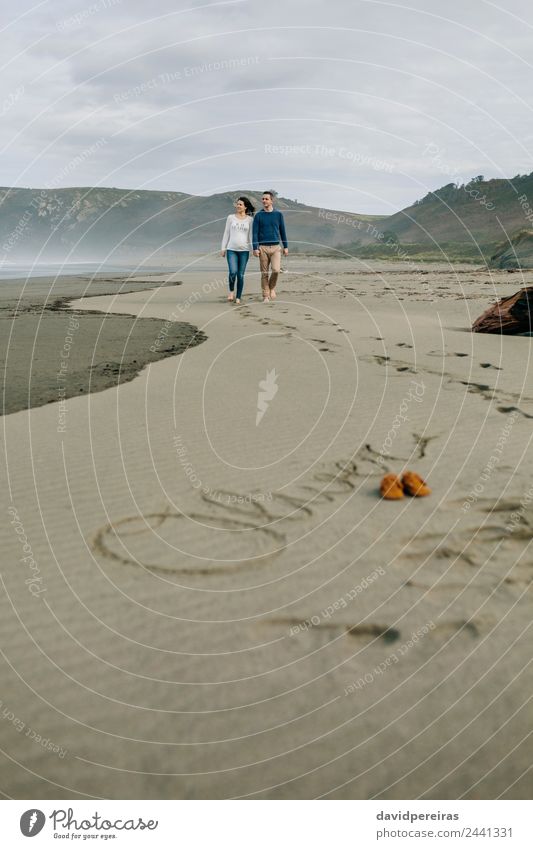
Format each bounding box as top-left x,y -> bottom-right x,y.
220,190 -> 289,304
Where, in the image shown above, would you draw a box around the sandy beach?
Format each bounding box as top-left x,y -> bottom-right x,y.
1,256 -> 533,800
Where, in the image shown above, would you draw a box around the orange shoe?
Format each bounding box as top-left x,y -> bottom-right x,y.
402,471 -> 431,497
380,474 -> 405,500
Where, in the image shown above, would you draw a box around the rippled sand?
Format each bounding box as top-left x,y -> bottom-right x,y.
2,258 -> 533,799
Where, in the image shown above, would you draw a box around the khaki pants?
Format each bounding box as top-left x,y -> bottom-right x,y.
258,245 -> 281,295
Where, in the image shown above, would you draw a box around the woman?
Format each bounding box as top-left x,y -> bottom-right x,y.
220,196 -> 254,304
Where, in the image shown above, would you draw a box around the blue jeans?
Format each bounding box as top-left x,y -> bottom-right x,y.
226,250 -> 249,299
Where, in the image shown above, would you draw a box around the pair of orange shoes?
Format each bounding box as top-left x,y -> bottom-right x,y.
380,471 -> 431,500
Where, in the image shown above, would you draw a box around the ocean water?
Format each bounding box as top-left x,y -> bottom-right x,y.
0,254 -> 362,282
0,262 -> 170,281
0,254 -> 240,280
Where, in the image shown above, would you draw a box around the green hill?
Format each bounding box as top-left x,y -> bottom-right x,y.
490,229 -> 533,269
383,174 -> 533,247
329,174 -> 533,264
2,175 -> 533,264
0,187 -> 385,262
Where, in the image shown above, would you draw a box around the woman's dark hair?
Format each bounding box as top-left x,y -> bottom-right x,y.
237,196 -> 255,216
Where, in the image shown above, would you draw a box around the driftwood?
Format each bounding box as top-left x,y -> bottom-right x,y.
472,287 -> 533,334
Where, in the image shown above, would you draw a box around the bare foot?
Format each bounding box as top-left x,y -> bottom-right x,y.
227,292 -> 234,302
269,289 -> 277,300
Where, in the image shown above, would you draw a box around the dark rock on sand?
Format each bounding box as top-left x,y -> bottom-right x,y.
472,287 -> 533,334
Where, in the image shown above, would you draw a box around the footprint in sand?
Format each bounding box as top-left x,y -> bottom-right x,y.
362,353 -> 422,375
259,617 -> 401,645
497,405 -> 533,419
427,350 -> 469,358
458,380 -> 494,401
429,619 -> 496,639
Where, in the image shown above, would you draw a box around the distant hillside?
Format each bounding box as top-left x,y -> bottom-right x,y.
490,229 -> 533,269
2,175 -> 533,264
329,173 -> 533,264
383,174 -> 533,246
0,187 -> 384,262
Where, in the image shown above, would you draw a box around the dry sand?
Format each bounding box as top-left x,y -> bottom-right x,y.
1,257 -> 533,799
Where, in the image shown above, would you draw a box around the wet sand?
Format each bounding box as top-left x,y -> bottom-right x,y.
0,275 -> 205,415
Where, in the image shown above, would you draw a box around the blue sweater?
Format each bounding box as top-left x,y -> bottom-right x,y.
252,209 -> 288,250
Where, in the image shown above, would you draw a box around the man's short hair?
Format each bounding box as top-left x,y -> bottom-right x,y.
262,190 -> 276,198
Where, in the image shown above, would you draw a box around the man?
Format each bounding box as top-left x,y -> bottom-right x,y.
252,191 -> 289,303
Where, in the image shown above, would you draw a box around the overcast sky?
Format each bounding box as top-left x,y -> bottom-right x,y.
2,0 -> 533,213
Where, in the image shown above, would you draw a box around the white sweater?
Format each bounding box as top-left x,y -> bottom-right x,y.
221,214 -> 253,251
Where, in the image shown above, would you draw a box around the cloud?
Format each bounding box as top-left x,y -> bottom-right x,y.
2,0 -> 533,212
